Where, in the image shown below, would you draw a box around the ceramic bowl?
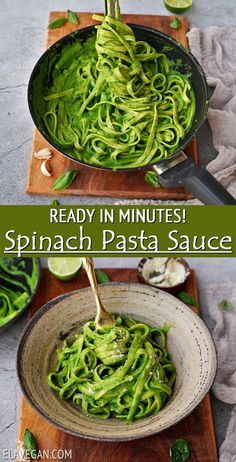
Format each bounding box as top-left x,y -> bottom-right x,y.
137,257 -> 190,294
17,283 -> 216,441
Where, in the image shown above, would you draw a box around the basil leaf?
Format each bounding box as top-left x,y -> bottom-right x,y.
144,171 -> 161,188
95,270 -> 110,283
23,429 -> 38,460
48,17 -> 68,29
52,169 -> 79,191
51,199 -> 60,206
177,292 -> 199,307
170,439 -> 190,462
170,17 -> 181,29
218,299 -> 233,311
67,10 -> 79,25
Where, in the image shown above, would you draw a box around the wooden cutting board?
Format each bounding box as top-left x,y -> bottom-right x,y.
17,268 -> 218,462
26,13 -> 198,200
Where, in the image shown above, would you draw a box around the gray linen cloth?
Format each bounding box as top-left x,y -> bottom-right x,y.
187,26 -> 236,197
116,26 -> 236,205
204,282 -> 236,460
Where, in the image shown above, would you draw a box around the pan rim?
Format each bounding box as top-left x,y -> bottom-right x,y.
0,258 -> 41,332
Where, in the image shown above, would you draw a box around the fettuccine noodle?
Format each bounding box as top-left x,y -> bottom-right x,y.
48,316 -> 176,422
0,258 -> 39,327
44,15 -> 195,169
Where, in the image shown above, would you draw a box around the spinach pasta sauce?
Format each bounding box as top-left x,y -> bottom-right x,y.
0,258 -> 39,327
43,15 -> 196,169
48,316 -> 176,422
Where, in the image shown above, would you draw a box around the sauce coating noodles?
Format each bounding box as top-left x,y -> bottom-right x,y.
44,15 -> 195,169
48,316 -> 176,422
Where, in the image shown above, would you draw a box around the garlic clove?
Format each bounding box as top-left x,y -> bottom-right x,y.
34,147 -> 52,160
41,159 -> 52,177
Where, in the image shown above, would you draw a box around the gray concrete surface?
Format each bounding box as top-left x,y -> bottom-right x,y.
1,0 -> 236,204
0,257 -> 236,459
1,0 -> 236,459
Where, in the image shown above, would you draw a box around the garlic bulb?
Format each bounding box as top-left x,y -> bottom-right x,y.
34,148 -> 52,160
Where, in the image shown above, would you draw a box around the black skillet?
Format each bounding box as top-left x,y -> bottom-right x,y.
28,24 -> 236,205
0,258 -> 41,332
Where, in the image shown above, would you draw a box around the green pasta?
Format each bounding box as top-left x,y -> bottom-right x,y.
0,258 -> 39,327
48,316 -> 176,422
43,14 -> 196,169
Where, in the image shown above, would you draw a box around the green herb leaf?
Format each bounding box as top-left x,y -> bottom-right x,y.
52,169 -> 79,191
144,171 -> 161,188
170,17 -> 181,29
95,270 -> 110,284
48,17 -> 68,29
218,299 -> 233,311
23,429 -> 38,460
170,439 -> 190,462
51,199 -> 60,206
177,292 -> 199,307
67,10 -> 79,25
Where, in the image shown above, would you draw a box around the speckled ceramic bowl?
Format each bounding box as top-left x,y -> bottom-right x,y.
17,283 -> 216,441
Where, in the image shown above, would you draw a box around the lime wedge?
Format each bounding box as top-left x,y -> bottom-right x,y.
164,0 -> 192,14
48,257 -> 82,281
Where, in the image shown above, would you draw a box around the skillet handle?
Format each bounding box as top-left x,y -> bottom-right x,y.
155,157 -> 236,205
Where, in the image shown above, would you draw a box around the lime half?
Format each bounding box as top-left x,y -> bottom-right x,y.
164,0 -> 192,14
48,257 -> 82,281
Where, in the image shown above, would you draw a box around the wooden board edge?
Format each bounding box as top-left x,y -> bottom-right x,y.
17,267 -> 218,461
189,271 -> 218,460
25,187 -> 194,199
